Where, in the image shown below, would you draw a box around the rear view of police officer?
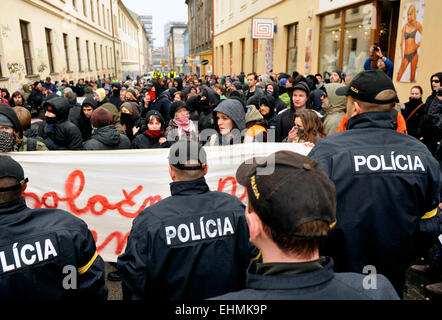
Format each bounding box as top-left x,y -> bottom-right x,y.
0,155 -> 108,300
117,140 -> 259,300
309,70 -> 442,297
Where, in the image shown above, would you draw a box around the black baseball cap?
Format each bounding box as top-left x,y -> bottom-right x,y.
0,155 -> 28,192
236,151 -> 336,238
169,140 -> 207,171
336,70 -> 397,104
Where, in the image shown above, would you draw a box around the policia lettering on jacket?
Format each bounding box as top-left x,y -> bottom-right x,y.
353,152 -> 425,173
165,215 -> 235,246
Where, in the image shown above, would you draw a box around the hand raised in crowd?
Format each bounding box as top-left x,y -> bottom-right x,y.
159,137 -> 167,144
132,126 -> 140,136
287,126 -> 298,143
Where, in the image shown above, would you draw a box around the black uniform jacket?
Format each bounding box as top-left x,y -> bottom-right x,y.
0,197 -> 107,300
309,112 -> 442,293
117,178 -> 259,300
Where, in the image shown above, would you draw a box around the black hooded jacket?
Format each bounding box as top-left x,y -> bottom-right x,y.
198,87 -> 220,132
109,83 -> 122,110
418,72 -> 442,153
259,95 -> 277,129
83,125 -> 131,150
152,91 -> 171,124
266,82 -> 288,114
77,97 -> 98,141
38,97 -> 83,150
402,97 -> 425,138
131,110 -> 167,149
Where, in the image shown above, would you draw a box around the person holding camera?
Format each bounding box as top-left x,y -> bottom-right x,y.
364,43 -> 394,79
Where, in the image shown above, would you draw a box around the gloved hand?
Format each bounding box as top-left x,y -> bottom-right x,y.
44,138 -> 57,150
45,124 -> 56,134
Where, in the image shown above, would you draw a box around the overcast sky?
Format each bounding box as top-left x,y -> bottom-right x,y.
121,0 -> 188,48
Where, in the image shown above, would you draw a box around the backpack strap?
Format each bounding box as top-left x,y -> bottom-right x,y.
390,109 -> 398,130
405,102 -> 425,122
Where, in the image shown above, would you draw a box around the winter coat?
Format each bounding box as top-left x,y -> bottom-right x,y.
83,125 -> 131,150
198,87 -> 220,132
244,105 -> 267,143
38,97 -> 83,150
402,98 -> 425,138
131,110 -> 167,149
151,91 -> 172,124
323,83 -> 347,136
109,83 -> 122,110
77,97 -> 98,141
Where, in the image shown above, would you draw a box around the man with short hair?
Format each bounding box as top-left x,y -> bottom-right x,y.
309,70 -> 442,297
244,73 -> 264,107
118,140 -> 259,300
275,81 -> 310,142
213,151 -> 399,300
0,155 -> 107,299
42,76 -> 57,95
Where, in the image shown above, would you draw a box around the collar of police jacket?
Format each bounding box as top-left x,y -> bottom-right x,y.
170,177 -> 210,196
0,197 -> 27,215
347,111 -> 395,131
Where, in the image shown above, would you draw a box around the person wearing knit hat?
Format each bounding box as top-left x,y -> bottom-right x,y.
83,107 -> 130,150
163,101 -> 198,146
0,104 -> 22,152
206,99 -> 246,146
330,70 -> 344,84
94,88 -> 106,103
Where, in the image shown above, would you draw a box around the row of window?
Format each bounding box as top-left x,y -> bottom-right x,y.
9,20 -> 116,77
216,23 -> 298,75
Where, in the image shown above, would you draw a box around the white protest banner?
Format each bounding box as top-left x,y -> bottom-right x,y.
9,143 -> 311,262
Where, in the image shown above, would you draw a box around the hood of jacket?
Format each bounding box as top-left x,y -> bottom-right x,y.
0,103 -> 23,137
245,105 -> 264,124
120,101 -> 140,119
259,94 -> 275,119
43,96 -> 70,122
91,125 -> 122,146
202,87 -> 220,109
214,99 -> 246,132
266,82 -> 280,99
145,109 -> 165,129
325,83 -> 347,114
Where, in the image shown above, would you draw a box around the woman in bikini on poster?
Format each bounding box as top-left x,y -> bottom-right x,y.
397,4 -> 423,82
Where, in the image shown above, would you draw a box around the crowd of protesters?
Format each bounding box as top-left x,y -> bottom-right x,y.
0,56 -> 442,300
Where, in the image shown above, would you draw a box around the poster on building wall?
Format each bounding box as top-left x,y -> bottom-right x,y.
264,39 -> 273,74
304,28 -> 313,75
396,0 -> 425,83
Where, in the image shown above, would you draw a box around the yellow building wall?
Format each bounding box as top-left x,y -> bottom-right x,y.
393,0 -> 442,102
214,0 -> 442,103
214,0 -> 320,76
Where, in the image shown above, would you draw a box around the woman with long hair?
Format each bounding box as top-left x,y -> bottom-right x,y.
285,109 -> 326,145
397,5 -> 423,82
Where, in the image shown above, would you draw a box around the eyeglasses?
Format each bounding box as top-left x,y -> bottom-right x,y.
432,80 -> 440,83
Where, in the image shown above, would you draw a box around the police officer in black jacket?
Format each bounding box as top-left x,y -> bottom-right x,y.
308,70 -> 442,297
0,155 -> 107,300
214,151 -> 399,300
117,140 -> 259,300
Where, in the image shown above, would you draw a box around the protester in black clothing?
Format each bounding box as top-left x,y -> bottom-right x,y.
109,83 -> 123,110
265,82 -> 287,114
213,151 -> 399,300
419,72 -> 442,154
402,86 -> 425,139
77,97 -> 98,141
131,110 -> 167,149
38,97 -> 83,150
120,102 -> 140,141
83,107 -> 131,150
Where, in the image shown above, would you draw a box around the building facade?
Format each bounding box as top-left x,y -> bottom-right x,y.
0,0 -> 148,91
185,0 -> 213,76
213,0 -> 442,101
166,23 -> 187,74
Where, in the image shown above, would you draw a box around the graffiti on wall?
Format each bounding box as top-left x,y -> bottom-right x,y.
1,24 -> 10,38
7,63 -> 25,74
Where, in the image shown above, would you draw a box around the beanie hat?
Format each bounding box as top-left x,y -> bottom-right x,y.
232,81 -> 243,90
90,107 -> 112,128
292,81 -> 311,96
0,104 -> 22,137
169,100 -> 189,119
0,113 -> 14,128
94,88 -> 106,102
279,78 -> 288,87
